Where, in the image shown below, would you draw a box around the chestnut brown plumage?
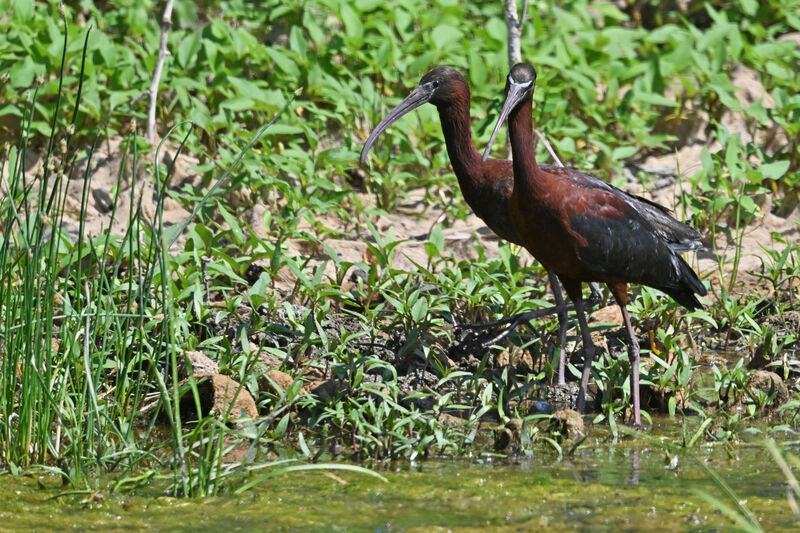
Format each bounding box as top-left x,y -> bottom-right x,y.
361,66 -> 576,383
483,63 -> 706,425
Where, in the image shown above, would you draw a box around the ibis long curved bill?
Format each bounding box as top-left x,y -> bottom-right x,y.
359,83 -> 437,165
481,78 -> 534,163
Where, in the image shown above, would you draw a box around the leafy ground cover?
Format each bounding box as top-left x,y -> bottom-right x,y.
0,0 -> 798,521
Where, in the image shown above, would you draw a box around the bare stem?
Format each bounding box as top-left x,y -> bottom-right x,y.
146,0 -> 175,143
535,129 -> 564,167
504,0 -> 528,67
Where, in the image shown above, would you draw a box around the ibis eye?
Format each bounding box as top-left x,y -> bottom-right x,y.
432,80 -> 440,88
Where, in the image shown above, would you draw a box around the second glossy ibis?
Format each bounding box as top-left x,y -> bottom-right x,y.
483,63 -> 706,425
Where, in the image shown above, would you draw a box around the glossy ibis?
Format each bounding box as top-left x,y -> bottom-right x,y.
360,66 -> 587,384
483,63 -> 706,425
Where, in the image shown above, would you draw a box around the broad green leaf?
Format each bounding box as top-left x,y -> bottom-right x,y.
0,104 -> 23,117
265,47 -> 300,78
177,31 -> 201,69
220,96 -> 255,111
760,160 -> 790,181
355,0 -> 383,10
611,146 -> 638,160
9,55 -> 38,88
634,92 -> 679,107
431,25 -> 463,49
289,26 -> 307,60
340,4 -> 363,39
410,297 -> 428,323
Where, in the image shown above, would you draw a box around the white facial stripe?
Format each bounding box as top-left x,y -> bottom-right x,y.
508,77 -> 533,88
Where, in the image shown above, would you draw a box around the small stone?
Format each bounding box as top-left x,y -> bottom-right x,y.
591,305 -> 622,325
529,400 -> 554,414
92,187 -> 114,214
209,374 -> 258,422
494,418 -> 524,452
747,370 -> 789,409
546,383 -> 579,410
180,350 -> 219,379
493,427 -> 514,451
550,409 -> 586,441
302,379 -> 340,403
178,374 -> 258,427
263,369 -> 294,393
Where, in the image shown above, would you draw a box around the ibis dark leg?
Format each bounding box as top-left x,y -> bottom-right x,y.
619,304 -> 641,426
573,297 -> 596,414
549,271 -> 569,386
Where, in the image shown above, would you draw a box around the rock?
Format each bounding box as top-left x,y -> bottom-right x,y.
262,369 -> 294,393
529,400 -> 554,415
546,382 -> 579,410
549,409 -> 586,441
493,427 -> 514,451
506,417 -> 523,436
256,348 -> 284,370
179,374 -> 258,427
494,418 -> 524,452
591,305 -> 622,325
221,437 -> 255,464
496,348 -> 534,373
302,378 -> 340,403
179,350 -> 219,380
251,348 -> 290,393
92,187 -> 113,214
300,367 -> 342,403
746,370 -> 789,409
208,374 -> 258,420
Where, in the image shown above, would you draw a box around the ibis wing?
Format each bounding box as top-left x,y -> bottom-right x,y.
566,194 -> 706,309
544,165 -> 702,251
567,200 -> 682,287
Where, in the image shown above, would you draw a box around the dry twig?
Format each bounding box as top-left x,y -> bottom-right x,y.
504,0 -> 528,67
146,0 -> 175,143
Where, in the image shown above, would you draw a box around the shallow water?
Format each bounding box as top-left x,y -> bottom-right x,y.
2,421 -> 798,532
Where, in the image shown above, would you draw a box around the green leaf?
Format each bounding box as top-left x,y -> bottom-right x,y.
410,297 -> 428,323
0,104 -> 23,118
611,146 -> 638,160
247,272 -> 270,308
760,160 -> 790,181
431,25 -> 463,49
275,413 -> 290,437
218,203 -> 244,243
634,92 -> 679,107
429,225 -> 444,255
12,0 -> 33,20
203,39 -> 218,69
340,4 -> 363,39
177,31 -> 201,69
189,102 -> 212,130
220,96 -> 255,111
737,195 -> 757,217
289,26 -> 307,60
485,18 -> 507,46
9,56 -> 39,88
318,147 -> 358,165
265,47 -> 300,78
739,0 -> 758,16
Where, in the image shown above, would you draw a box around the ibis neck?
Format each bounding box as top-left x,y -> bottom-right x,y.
508,98 -> 542,193
436,97 -> 485,195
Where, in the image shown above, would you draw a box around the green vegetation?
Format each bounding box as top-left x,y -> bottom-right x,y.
0,0 -> 798,528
